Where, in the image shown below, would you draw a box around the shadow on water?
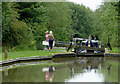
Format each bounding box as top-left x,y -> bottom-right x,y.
1,56 -> 119,83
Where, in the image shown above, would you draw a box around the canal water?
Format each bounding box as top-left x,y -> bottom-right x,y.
1,57 -> 119,82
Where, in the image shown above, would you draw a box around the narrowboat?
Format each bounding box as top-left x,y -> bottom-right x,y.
72,38 -> 105,56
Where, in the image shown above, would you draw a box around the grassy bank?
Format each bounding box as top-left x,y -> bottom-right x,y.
107,47 -> 119,53
1,50 -> 68,61
1,47 -> 119,61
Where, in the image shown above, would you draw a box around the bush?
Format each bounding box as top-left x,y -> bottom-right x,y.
36,41 -> 45,50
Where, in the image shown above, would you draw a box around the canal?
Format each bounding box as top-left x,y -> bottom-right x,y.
1,57 -> 119,82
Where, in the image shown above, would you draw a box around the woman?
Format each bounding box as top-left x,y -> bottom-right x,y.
48,31 -> 55,50
45,31 -> 49,50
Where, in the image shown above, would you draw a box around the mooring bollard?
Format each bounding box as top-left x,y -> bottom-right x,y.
4,50 -> 8,58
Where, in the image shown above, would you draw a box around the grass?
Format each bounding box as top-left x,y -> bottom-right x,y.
52,48 -> 66,50
1,47 -> 119,61
107,47 -> 119,53
1,50 -> 68,61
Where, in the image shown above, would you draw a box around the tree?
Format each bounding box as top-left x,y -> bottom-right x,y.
2,2 -> 34,50
92,2 -> 119,47
69,3 -> 94,38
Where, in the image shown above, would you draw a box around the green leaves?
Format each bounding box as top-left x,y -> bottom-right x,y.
2,2 -> 34,50
70,3 -> 94,38
2,2 -> 119,51
92,2 -> 119,47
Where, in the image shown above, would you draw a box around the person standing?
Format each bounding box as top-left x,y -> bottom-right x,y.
88,35 -> 92,40
48,31 -> 55,50
45,31 -> 49,50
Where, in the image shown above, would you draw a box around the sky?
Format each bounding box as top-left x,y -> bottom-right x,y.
67,0 -> 103,11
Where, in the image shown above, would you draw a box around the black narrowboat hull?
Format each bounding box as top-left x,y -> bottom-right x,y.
52,52 -> 104,58
76,52 -> 104,57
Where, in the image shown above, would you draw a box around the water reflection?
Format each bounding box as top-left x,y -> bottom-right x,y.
64,57 -> 105,82
107,64 -> 112,76
67,63 -> 74,77
1,57 -> 118,82
43,66 -> 55,82
65,69 -> 104,82
4,70 -> 8,76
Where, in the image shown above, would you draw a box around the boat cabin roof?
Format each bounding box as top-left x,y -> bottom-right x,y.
73,38 -> 101,44
82,40 -> 99,43
73,38 -> 86,41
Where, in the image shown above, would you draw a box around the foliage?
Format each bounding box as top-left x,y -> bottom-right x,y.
44,2 -> 73,41
2,2 -> 35,51
2,2 -> 119,51
92,2 -> 119,47
69,3 -> 94,38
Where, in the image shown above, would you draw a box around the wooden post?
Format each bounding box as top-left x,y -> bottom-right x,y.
4,50 -> 8,58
